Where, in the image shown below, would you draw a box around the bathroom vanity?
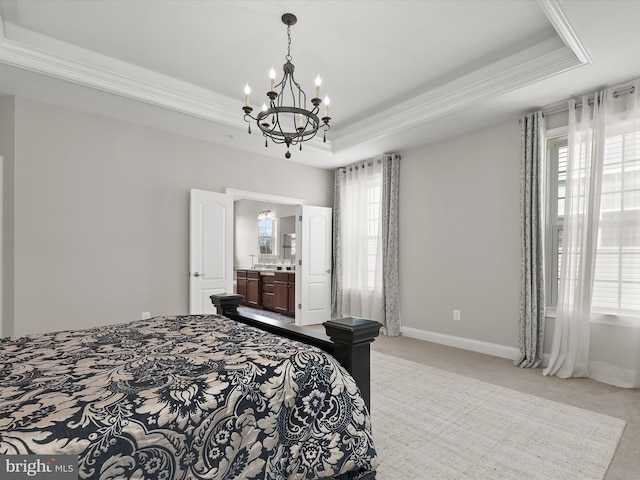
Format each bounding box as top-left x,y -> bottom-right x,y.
235,269 -> 296,317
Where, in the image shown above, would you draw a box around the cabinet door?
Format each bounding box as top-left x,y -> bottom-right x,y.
236,271 -> 247,304
274,278 -> 289,313
247,278 -> 260,306
287,274 -> 296,315
237,280 -> 247,303
262,292 -> 274,310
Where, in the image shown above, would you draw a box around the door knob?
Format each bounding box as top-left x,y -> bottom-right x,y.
193,272 -> 205,277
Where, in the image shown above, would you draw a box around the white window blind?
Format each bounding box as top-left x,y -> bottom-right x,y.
547,139 -> 567,307
592,130 -> 640,315
367,183 -> 381,289
547,130 -> 640,317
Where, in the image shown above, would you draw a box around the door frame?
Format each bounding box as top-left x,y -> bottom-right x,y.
225,188 -> 305,323
0,156 -> 3,338
225,188 -> 305,206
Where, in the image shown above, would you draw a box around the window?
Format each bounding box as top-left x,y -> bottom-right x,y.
593,130 -> 640,314
545,131 -> 640,317
339,160 -> 383,301
546,137 -> 567,307
367,183 -> 381,290
258,211 -> 276,255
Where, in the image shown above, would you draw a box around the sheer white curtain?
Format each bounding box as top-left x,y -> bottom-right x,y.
337,159 -> 384,323
544,79 -> 640,388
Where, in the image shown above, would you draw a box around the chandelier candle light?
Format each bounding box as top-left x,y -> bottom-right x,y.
242,13 -> 331,159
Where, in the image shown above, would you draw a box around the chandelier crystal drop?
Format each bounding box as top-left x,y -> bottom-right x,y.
242,13 -> 331,159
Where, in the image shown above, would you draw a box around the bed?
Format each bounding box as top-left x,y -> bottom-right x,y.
0,295 -> 380,480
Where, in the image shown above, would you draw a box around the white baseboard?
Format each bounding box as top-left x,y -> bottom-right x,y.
401,327 -> 520,361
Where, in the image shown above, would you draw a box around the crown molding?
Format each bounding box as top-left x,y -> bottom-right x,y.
331,40 -> 583,153
331,0 -> 592,154
537,0 -> 592,64
0,22 -> 243,128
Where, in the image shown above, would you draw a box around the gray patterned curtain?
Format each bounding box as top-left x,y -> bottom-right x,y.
331,154 -> 401,336
515,111 -> 546,368
331,171 -> 343,319
381,154 -> 401,336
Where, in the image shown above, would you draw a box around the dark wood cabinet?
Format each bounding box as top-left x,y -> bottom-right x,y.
236,270 -> 292,315
274,272 -> 295,317
262,275 -> 275,310
288,277 -> 296,315
236,270 -> 261,306
246,271 -> 261,307
236,270 -> 248,305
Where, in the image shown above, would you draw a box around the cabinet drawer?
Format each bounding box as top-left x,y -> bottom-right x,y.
236,270 -> 247,278
263,284 -> 274,294
262,293 -> 274,309
248,271 -> 260,279
262,275 -> 275,284
274,272 -> 289,282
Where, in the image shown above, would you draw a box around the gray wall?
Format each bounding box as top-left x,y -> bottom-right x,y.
4,97 -> 333,336
0,96 -> 15,338
2,95 -> 526,356
399,120 -> 522,350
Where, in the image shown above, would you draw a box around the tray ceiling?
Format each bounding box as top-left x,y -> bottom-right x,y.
0,0 -> 639,168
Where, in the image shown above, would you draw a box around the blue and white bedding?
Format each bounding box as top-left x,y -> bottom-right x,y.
0,315 -> 378,479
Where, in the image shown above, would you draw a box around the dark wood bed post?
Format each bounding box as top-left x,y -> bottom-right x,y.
210,294 -> 381,409
323,317 -> 381,410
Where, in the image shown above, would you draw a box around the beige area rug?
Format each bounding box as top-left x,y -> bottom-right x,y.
370,352 -> 626,480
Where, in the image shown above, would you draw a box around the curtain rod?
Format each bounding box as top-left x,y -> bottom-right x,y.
541,84 -> 636,116
338,158 -> 381,172
612,85 -> 635,98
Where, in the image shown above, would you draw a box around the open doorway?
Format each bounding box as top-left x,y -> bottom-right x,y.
234,199 -> 297,324
226,189 -> 332,327
227,189 -> 303,324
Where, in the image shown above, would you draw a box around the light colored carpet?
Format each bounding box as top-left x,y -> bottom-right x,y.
370,352 -> 626,480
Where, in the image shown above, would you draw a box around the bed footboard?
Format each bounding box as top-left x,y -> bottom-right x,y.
210,293 -> 380,408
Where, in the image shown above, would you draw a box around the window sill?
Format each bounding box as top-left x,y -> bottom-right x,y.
591,313 -> 640,328
545,307 -> 640,328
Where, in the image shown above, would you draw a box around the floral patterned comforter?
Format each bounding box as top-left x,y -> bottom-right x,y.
0,315 -> 378,479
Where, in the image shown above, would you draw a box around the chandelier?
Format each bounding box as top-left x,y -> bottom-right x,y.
242,13 -> 330,159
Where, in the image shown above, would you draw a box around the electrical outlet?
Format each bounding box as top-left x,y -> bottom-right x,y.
453,309 -> 461,321
141,312 -> 151,320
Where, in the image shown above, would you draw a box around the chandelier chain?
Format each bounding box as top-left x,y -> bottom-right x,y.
286,24 -> 292,61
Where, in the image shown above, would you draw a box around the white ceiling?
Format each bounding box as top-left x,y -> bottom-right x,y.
0,0 -> 639,169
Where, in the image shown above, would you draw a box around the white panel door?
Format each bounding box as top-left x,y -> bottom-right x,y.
0,156 -> 3,338
189,189 -> 233,314
296,205 -> 332,326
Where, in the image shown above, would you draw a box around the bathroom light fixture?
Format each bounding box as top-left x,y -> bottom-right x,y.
242,13 -> 331,159
257,210 -> 274,220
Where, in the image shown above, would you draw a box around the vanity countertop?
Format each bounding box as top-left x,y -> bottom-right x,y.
235,268 -> 295,275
